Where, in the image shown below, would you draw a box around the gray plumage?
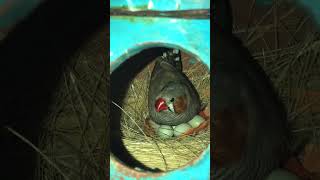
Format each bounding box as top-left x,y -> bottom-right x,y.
148,49 -> 201,126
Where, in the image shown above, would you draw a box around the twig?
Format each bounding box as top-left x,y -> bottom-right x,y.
69,71 -> 88,116
112,101 -> 148,138
292,126 -> 320,133
5,127 -> 70,180
246,0 -> 256,36
63,73 -> 99,170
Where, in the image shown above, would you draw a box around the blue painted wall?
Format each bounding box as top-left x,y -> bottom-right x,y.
110,16 -> 210,179
110,16 -> 210,72
109,14 -> 210,180
110,1 -> 210,179
0,0 -> 42,29
110,0 -> 209,11
294,0 -> 320,27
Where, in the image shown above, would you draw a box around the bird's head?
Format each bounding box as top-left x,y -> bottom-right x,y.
155,95 -> 187,114
154,82 -> 188,113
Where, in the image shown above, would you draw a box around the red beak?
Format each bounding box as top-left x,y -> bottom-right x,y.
155,98 -> 168,112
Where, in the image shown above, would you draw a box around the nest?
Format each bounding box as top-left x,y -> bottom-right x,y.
36,27 -> 108,180
231,0 -> 320,176
116,51 -> 210,171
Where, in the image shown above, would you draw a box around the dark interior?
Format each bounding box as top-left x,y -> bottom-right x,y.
110,47 -> 170,172
0,1 -> 105,179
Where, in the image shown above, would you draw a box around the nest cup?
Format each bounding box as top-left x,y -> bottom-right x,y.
110,47 -> 210,171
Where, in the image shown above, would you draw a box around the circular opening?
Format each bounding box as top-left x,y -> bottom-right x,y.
110,46 -> 210,172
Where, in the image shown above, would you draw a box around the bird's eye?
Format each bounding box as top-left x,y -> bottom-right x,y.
170,98 -> 175,102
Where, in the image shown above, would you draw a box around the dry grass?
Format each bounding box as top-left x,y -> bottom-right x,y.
35,28 -> 108,180
116,52 -> 210,171
231,0 -> 320,154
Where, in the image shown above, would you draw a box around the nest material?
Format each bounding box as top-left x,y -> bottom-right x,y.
118,51 -> 210,171
231,0 -> 320,176
36,27 -> 108,180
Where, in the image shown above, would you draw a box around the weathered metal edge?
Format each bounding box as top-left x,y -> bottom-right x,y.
110,9 -> 210,19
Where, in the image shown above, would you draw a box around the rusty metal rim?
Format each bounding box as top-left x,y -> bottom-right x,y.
110,145 -> 210,178
110,9 -> 210,19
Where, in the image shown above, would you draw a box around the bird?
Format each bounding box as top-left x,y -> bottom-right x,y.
148,49 -> 201,126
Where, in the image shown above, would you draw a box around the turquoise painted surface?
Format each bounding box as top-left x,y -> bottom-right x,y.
110,16 -> 210,72
110,0 -> 210,11
0,0 -> 42,28
110,13 -> 210,180
110,147 -> 210,180
294,0 -> 320,27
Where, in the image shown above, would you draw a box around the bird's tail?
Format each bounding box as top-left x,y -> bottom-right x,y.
160,49 -> 183,71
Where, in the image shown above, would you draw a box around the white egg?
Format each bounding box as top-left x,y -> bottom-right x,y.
157,125 -> 174,139
173,123 -> 192,137
188,115 -> 205,128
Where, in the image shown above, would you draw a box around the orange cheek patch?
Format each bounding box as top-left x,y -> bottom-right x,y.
173,95 -> 188,114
